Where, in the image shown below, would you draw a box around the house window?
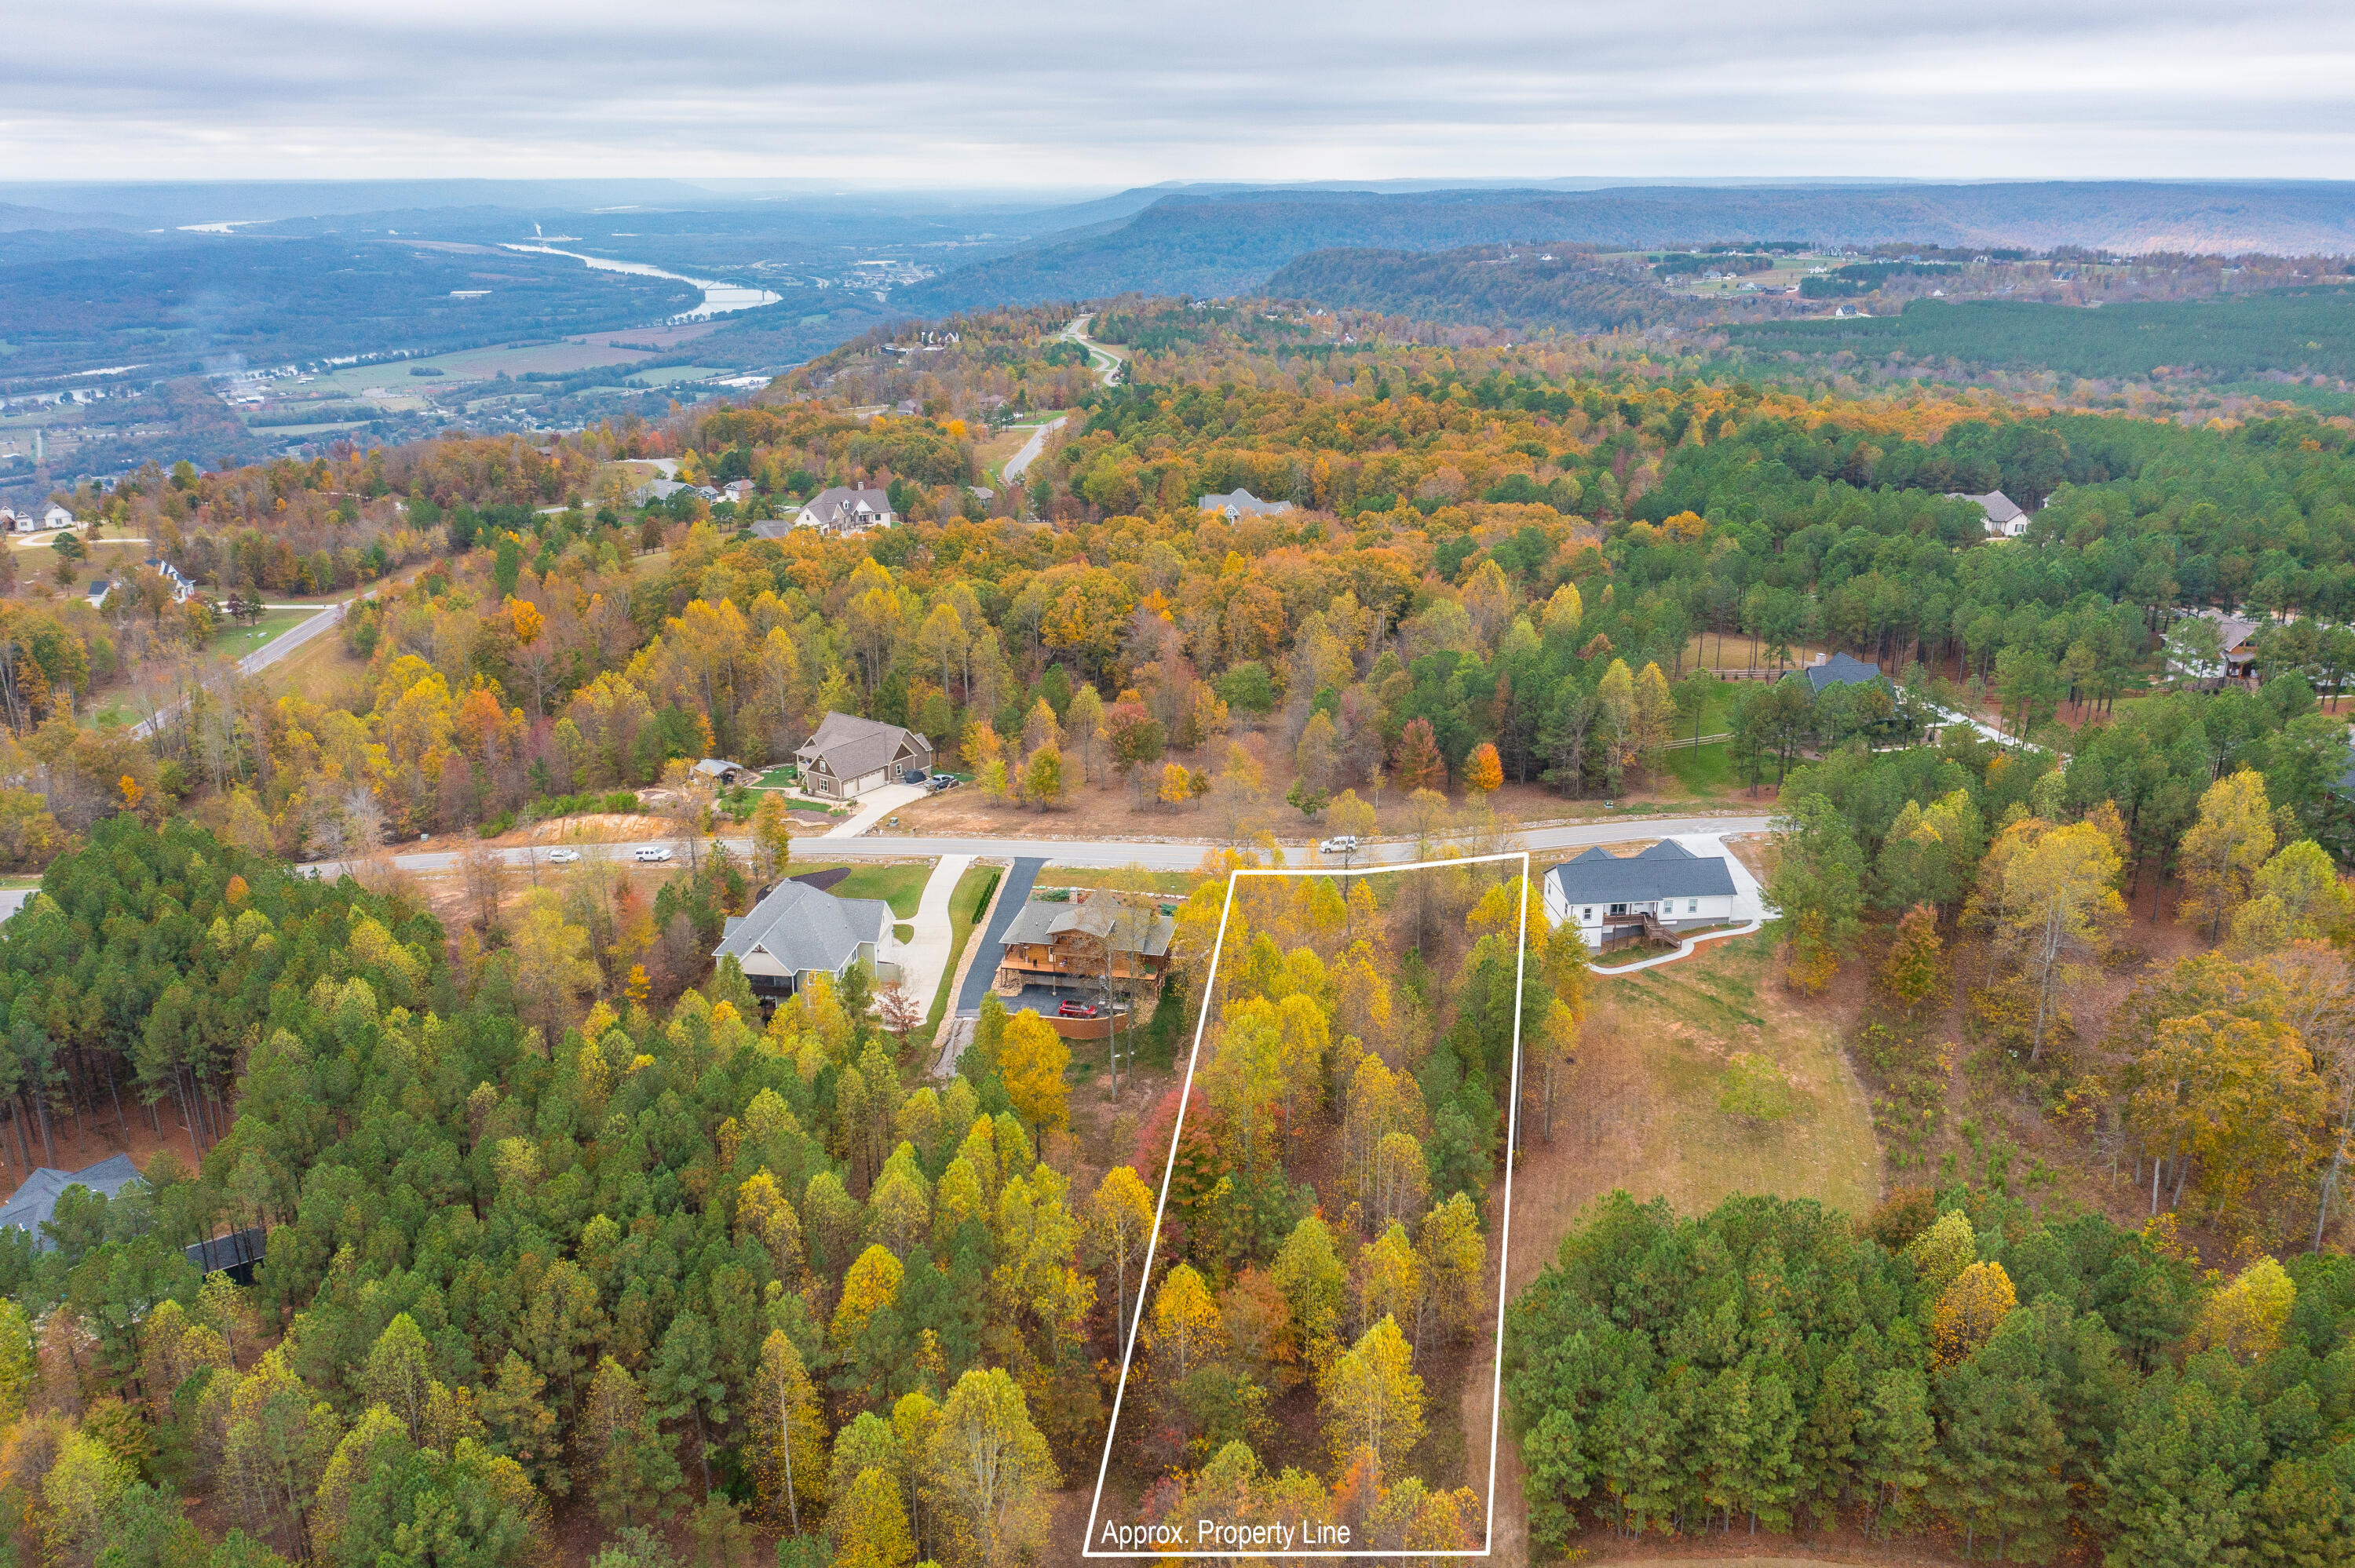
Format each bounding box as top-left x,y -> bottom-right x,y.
1608,903 -> 1628,917
1581,908 -> 1593,921
1688,899 -> 1700,913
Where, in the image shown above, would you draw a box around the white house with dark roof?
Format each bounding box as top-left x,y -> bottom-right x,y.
794,712 -> 932,800
715,879 -> 899,1005
795,487 -> 896,534
1197,489 -> 1293,520
1545,840 -> 1740,950
1948,489 -> 2034,538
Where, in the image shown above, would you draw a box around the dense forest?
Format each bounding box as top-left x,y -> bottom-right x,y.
1731,287 -> 2355,385
1259,245 -> 1670,334
0,815 -> 1098,1566
1508,1187 -> 2355,1564
1103,866 -> 1576,1545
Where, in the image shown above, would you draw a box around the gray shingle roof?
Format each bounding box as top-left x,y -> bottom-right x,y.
1001,896 -> 1174,957
1197,489 -> 1293,517
797,712 -> 929,785
1806,653 -> 1885,694
715,881 -> 890,976
0,1154 -> 144,1249
798,487 -> 893,531
1548,841 -> 1736,905
1946,489 -> 2028,525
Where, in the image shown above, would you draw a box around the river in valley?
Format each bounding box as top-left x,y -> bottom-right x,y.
500,244 -> 781,320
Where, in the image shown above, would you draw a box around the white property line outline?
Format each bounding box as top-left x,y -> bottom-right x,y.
1081,852 -> 1531,1558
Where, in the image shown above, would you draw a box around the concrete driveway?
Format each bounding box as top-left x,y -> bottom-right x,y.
890,854 -> 972,1019
823,782 -> 928,839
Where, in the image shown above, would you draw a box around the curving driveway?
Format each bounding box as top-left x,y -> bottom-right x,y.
1586,832 -> 1776,975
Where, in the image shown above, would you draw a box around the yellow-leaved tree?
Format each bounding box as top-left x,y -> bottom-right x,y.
2228,838 -> 2355,954
1979,818 -> 2125,1060
1906,1209 -> 1976,1298
2180,770 -> 2277,943
1932,1260 -> 2017,1368
747,1329 -> 829,1533
929,1366 -> 1060,1568
998,1008 -> 1070,1136
2130,1010 -> 2325,1243
833,1465 -> 916,1568
1319,1315 -> 1425,1473
1146,1263 -> 1224,1381
1088,1165 -> 1156,1344
832,1245 -> 905,1353
2193,1256 -> 2297,1362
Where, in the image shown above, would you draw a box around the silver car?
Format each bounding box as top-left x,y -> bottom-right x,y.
633,845 -> 674,862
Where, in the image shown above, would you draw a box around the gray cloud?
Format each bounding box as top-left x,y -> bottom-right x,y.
5,0 -> 2353,181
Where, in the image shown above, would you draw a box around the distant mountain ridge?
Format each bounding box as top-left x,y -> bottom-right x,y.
1261,245 -> 1671,333
894,181 -> 2355,315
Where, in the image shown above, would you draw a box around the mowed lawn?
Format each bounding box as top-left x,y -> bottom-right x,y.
791,860 -> 931,919
208,607 -> 316,658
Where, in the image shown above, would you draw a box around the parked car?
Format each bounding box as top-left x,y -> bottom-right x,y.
633,846 -> 674,862
1318,834 -> 1361,855
901,768 -> 929,786
1057,997 -> 1102,1019
928,775 -> 958,793
548,848 -> 582,864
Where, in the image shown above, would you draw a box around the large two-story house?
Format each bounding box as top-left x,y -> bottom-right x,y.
794,487 -> 896,534
995,892 -> 1175,994
794,713 -> 932,800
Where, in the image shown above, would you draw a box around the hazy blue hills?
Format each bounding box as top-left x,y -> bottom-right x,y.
893,181 -> 2355,315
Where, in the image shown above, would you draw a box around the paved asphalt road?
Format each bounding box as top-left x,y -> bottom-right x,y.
299,815 -> 1776,881
955,858 -> 1043,1016
133,599 -> 345,738
1000,418 -> 1068,483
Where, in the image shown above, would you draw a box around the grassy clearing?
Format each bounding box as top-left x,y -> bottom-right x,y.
261,628 -> 371,704
208,607 -> 315,658
790,860 -> 930,918
926,864 -> 1002,1029
80,697 -> 143,731
1663,738 -> 1738,795
1038,868 -> 1195,897
1509,932 -> 1881,1304
1590,932 -> 1878,1217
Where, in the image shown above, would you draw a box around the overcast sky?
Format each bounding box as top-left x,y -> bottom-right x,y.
8,0 -> 2353,186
